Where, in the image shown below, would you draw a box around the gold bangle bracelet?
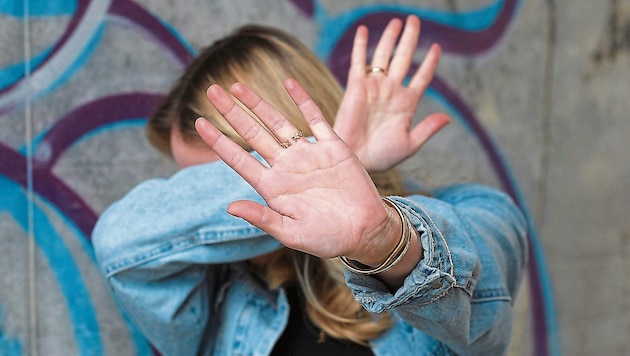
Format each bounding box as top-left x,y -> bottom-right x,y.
338,197 -> 415,275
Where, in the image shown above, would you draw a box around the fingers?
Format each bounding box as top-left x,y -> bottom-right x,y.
202,80 -> 339,166
407,43 -> 441,93
283,79 -> 338,141
227,200 -> 286,238
370,17 -> 403,69
205,83 -> 310,164
195,117 -> 265,185
348,25 -> 369,84
409,112 -> 451,152
388,15 -> 421,80
364,15 -> 440,86
227,83 -> 305,152
205,84 -> 281,155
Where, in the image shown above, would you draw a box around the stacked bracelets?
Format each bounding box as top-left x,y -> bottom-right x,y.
338,197 -> 416,275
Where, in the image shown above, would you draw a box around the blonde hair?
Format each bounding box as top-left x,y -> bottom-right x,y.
147,24 -> 408,345
148,25 -> 341,153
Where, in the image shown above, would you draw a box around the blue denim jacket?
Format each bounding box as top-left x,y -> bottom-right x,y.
92,158 -> 527,356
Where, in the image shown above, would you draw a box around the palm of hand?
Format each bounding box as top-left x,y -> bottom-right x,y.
340,79 -> 422,172
334,16 -> 450,172
249,139 -> 387,258
196,80 -> 389,261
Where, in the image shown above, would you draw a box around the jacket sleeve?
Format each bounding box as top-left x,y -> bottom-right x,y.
345,183 -> 528,355
91,162 -> 280,355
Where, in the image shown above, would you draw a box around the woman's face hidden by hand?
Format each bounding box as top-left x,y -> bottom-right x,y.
170,124 -> 219,168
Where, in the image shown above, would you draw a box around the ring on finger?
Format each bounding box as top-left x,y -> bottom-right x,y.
279,130 -> 304,148
366,66 -> 388,75
291,129 -> 304,142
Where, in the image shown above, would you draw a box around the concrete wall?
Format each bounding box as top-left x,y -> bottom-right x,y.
1,0 -> 628,355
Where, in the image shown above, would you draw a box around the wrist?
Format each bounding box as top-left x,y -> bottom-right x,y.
338,197 -> 415,275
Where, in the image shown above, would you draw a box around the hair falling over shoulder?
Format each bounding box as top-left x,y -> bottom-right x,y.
260,249 -> 393,345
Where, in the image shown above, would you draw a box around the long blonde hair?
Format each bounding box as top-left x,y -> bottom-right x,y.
148,24 -> 407,345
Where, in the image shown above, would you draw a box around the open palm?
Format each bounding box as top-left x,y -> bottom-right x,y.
195,80 -> 396,263
334,15 -> 451,172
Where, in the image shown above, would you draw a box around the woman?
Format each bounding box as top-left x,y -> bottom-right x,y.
93,15 -> 527,355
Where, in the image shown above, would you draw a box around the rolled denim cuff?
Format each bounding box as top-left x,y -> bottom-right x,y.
344,195 -> 470,313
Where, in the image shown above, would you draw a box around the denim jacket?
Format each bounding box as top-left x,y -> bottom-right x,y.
92,158 -> 527,356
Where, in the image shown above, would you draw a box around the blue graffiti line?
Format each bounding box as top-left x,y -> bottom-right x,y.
0,48 -> 52,91
426,86 -> 559,356
312,0 -> 509,59
20,118 -> 147,158
0,306 -> 22,356
0,0 -> 76,17
0,171 -> 153,355
0,174 -> 156,352
1,2 -> 189,355
32,24 -> 107,106
1,176 -> 103,355
41,24 -> 107,101
1,6 -> 193,112
153,15 -> 198,57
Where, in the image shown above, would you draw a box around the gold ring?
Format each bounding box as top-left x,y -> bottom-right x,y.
280,140 -> 291,149
366,66 -> 388,75
291,130 -> 304,142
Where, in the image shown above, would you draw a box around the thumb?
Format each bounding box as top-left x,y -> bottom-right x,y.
227,200 -> 284,236
409,113 -> 451,152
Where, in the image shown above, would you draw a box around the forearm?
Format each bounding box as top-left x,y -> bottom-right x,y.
91,162 -> 281,353
345,184 -> 527,353
92,161 -> 280,275
108,260 -> 217,355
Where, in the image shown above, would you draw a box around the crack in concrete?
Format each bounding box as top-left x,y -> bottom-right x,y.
535,0 -> 556,228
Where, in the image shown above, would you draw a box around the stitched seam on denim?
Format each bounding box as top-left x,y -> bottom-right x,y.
412,279 -> 457,307
386,197 -> 435,267
195,225 -> 263,242
471,287 -> 510,300
104,234 -> 200,276
393,196 -> 454,277
103,226 -> 266,277
470,296 -> 511,303
354,196 -> 459,309
457,277 -> 476,296
359,276 -> 457,310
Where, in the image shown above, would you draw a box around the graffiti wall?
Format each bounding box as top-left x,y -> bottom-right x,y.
1,0 -> 629,355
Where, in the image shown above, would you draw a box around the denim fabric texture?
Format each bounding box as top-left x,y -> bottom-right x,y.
92,158 -> 527,356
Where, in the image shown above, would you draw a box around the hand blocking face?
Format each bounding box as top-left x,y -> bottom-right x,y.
194,80 -> 394,264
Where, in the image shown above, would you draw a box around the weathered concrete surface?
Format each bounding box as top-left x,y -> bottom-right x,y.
1,0 -> 628,355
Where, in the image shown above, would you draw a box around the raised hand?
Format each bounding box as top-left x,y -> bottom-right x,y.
195,79 -> 402,265
334,15 -> 451,172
